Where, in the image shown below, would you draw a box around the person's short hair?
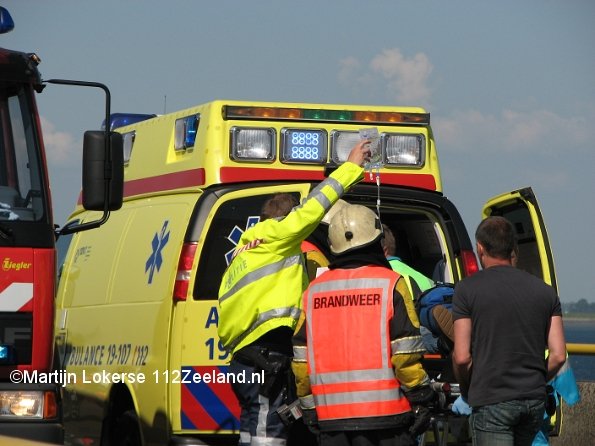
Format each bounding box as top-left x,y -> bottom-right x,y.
260,193 -> 298,221
381,224 -> 396,256
475,216 -> 517,260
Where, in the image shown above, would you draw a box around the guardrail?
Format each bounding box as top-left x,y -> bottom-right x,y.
566,343 -> 595,355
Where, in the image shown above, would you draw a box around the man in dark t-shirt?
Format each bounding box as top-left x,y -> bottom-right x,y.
452,216 -> 567,446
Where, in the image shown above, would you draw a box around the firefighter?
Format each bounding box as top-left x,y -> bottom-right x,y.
301,199 -> 349,281
218,141 -> 371,446
292,205 -> 435,446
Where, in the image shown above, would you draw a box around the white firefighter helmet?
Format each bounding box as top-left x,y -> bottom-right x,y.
321,199 -> 349,225
328,204 -> 382,255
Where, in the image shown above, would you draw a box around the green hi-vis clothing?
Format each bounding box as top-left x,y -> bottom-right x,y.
218,162 -> 364,355
387,256 -> 434,300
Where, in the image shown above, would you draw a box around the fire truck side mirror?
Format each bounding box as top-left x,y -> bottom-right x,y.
82,130 -> 124,211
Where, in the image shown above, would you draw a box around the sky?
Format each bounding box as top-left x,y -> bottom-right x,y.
3,0 -> 595,304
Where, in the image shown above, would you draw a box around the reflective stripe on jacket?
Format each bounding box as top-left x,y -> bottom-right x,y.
218,162 -> 363,354
303,266 -> 412,421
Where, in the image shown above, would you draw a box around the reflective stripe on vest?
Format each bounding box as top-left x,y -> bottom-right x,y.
304,266 -> 411,420
305,176 -> 343,211
219,254 -> 302,304
226,306 -> 302,353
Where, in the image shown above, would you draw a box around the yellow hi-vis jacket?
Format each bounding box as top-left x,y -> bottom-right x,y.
218,162 -> 364,354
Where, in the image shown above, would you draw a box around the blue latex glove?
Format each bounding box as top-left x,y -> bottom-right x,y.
452,396 -> 472,415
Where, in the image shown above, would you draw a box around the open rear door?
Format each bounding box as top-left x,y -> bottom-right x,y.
482,187 -> 557,292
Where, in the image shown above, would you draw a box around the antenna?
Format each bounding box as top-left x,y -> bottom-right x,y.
163,95 -> 167,114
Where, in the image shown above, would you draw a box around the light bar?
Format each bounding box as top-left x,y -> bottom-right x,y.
230,127 -> 275,162
106,113 -> 156,131
224,105 -> 429,126
175,114 -> 199,150
0,7 -> 15,34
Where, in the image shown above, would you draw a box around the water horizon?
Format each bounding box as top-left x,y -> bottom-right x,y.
564,318 -> 595,382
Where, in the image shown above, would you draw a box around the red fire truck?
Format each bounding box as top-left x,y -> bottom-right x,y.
0,7 -> 123,442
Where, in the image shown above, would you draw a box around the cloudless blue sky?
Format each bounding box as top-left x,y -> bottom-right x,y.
3,0 -> 595,303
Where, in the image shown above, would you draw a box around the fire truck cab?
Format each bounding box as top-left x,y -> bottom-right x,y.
1,6 -> 123,443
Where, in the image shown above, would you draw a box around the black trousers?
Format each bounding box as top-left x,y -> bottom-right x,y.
319,428 -> 416,446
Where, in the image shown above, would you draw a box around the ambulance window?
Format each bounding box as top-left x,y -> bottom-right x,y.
494,206 -> 543,280
194,192 -> 300,300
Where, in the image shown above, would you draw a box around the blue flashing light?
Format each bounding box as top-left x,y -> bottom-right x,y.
103,113 -> 157,131
184,115 -> 199,148
281,129 -> 327,164
0,7 -> 15,34
174,115 -> 200,150
0,344 -> 13,364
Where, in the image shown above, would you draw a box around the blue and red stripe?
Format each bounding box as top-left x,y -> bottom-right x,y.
181,366 -> 240,431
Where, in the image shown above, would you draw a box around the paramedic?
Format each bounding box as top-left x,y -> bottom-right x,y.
218,141 -> 371,446
452,216 -> 567,446
381,223 -> 434,300
292,205 -> 435,446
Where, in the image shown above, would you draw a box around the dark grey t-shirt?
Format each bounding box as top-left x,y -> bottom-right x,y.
452,265 -> 562,407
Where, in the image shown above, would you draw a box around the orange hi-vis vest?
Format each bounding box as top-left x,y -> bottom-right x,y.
303,265 -> 412,421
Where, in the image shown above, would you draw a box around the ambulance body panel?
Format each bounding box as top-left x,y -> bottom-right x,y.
55,100 -> 556,445
56,193 -> 197,444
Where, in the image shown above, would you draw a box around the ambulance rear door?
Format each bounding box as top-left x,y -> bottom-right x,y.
169,182 -> 312,436
482,186 -> 557,291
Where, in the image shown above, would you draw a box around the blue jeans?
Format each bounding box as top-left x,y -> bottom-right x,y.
470,399 -> 545,446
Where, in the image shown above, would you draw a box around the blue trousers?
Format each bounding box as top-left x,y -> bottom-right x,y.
229,356 -> 288,446
470,399 -> 545,446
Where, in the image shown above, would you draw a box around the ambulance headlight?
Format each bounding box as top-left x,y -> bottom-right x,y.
383,134 -> 424,166
0,391 -> 43,418
230,127 -> 276,162
330,131 -> 361,164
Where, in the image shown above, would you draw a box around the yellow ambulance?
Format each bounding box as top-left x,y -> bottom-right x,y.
54,100 -> 558,445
